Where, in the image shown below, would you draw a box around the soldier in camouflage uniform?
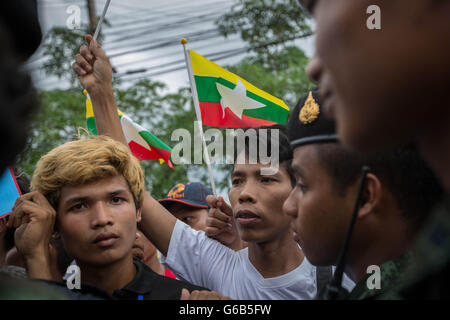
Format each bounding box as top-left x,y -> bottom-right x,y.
297,0 -> 450,298
284,90 -> 442,300
350,251 -> 415,299
388,200 -> 450,299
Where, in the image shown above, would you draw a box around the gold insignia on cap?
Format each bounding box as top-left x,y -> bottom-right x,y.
299,91 -> 320,124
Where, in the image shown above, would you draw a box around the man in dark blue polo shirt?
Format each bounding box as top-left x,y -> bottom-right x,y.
7,136 -> 208,300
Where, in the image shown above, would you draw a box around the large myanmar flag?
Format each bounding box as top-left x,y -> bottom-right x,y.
85,91 -> 174,169
189,50 -> 290,128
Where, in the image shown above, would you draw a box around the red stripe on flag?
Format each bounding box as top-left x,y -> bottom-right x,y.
128,141 -> 173,168
199,102 -> 277,128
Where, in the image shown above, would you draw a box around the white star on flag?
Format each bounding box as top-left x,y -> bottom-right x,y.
216,79 -> 266,119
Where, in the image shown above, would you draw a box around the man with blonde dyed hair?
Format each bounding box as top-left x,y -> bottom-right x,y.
8,135 -> 207,299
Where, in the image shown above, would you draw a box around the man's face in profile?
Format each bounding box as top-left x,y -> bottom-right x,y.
283,144 -> 355,266
56,175 -> 141,268
302,0 -> 450,151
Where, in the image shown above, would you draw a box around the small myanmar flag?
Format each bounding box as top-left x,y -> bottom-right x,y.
85,90 -> 174,169
189,50 -> 290,128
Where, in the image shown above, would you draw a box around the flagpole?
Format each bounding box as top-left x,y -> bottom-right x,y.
86,0 -> 111,101
93,0 -> 112,41
181,38 -> 217,196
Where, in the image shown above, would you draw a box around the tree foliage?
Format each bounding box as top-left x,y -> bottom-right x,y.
19,0 -> 313,198
227,45 -> 313,108
216,0 -> 312,64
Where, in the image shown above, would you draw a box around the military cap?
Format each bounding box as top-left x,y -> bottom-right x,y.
0,0 -> 42,61
287,89 -> 338,148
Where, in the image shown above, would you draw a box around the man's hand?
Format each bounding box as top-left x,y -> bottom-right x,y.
205,195 -> 241,250
72,34 -> 112,96
72,33 -> 128,146
180,288 -> 232,300
7,191 -> 56,279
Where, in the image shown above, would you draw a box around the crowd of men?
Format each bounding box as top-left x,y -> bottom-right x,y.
0,0 -> 449,300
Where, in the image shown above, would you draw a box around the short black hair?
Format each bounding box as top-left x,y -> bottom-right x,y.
315,143 -> 443,233
233,125 -> 295,187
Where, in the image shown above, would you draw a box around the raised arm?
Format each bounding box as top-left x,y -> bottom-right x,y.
72,34 -> 176,256
73,34 -> 126,145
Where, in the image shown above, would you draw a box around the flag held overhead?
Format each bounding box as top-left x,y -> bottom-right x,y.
84,91 -> 174,169
189,50 -> 290,128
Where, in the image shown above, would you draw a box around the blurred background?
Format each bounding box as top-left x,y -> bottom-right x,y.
21,0 -> 315,199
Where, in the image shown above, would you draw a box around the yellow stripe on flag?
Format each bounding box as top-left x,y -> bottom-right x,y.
86,96 -> 94,118
189,50 -> 289,111
85,90 -> 125,118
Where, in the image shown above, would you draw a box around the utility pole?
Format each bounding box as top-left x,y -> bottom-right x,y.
86,0 -> 97,34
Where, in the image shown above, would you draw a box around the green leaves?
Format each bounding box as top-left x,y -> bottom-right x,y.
20,0 -> 313,199
217,0 -> 314,108
16,89 -> 86,175
216,0 -> 312,57
227,46 -> 313,108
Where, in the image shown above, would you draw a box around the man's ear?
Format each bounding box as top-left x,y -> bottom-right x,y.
357,173 -> 382,219
136,207 -> 142,224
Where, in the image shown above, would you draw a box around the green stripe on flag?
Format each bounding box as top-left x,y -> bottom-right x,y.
87,116 -> 98,135
138,130 -> 171,151
194,75 -> 289,124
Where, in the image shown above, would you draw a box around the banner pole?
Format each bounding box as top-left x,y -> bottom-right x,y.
85,0 -> 112,102
181,38 -> 217,196
93,0 -> 112,41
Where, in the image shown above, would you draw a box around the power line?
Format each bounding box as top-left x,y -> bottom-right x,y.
111,35 -> 242,69
118,33 -> 314,82
26,27 -> 224,72
117,46 -> 247,78
118,50 -> 248,83
27,1 -> 232,69
32,0 -> 313,91
107,28 -> 221,59
104,13 -> 223,48
103,0 -> 229,28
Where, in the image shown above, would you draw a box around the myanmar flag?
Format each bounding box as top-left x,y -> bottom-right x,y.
85,91 -> 174,169
189,50 -> 289,128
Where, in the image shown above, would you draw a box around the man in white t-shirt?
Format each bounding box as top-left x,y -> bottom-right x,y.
69,35 -> 353,299
161,127 -> 323,299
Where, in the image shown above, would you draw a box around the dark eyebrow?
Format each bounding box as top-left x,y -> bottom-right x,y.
108,189 -> 128,197
231,171 -> 245,178
292,165 -> 306,179
64,189 -> 129,205
64,196 -> 88,205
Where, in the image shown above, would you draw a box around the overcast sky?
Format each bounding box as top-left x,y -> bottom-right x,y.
30,0 -> 315,197
30,0 -> 315,93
